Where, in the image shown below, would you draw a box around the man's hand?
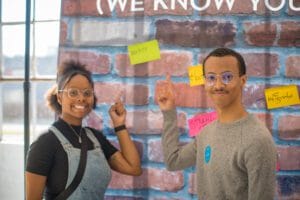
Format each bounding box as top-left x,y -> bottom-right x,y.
156,74 -> 176,111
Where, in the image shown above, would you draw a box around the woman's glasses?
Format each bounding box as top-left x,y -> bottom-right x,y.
58,88 -> 94,99
204,71 -> 239,86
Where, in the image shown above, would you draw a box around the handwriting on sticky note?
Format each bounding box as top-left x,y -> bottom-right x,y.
188,65 -> 204,86
128,40 -> 161,65
188,111 -> 217,137
265,85 -> 300,109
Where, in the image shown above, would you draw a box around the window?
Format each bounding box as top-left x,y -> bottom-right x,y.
0,0 -> 61,142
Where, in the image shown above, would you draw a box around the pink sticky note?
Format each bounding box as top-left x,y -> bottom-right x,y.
188,111 -> 217,137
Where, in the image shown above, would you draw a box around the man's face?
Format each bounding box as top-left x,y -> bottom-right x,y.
204,55 -> 247,110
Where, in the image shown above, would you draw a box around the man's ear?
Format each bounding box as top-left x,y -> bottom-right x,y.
240,75 -> 247,87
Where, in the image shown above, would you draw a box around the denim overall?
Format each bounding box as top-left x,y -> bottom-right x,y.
50,126 -> 112,200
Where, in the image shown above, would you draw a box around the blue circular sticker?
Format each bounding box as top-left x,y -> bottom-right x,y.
204,145 -> 211,164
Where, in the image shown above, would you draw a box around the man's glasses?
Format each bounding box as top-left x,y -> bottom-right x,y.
58,88 -> 94,99
204,71 -> 239,86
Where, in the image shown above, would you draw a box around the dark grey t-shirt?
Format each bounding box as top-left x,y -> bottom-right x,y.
162,109 -> 277,200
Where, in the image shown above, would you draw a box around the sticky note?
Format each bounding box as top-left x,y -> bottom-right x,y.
128,40 -> 161,65
265,85 -> 300,109
188,65 -> 204,86
188,111 -> 217,137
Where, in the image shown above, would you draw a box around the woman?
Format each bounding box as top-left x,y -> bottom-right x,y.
26,61 -> 142,200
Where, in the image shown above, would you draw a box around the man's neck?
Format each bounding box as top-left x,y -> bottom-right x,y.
216,104 -> 248,123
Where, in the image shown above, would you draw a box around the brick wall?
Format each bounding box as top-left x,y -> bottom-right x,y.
58,0 -> 300,199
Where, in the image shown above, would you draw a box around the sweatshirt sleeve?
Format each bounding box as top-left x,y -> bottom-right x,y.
244,133 -> 277,200
162,109 -> 196,171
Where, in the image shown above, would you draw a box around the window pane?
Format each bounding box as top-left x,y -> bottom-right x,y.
2,24 -> 34,77
35,0 -> 61,21
1,82 -> 24,142
35,22 -> 60,76
31,82 -> 55,140
2,0 -> 27,22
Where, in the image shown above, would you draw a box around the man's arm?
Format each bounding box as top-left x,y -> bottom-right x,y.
245,134 -> 277,200
162,109 -> 196,171
156,75 -> 196,171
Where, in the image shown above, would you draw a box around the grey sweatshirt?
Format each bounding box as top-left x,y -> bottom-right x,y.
162,109 -> 277,200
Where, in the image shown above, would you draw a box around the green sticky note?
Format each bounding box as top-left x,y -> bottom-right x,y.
128,40 -> 161,65
188,65 -> 205,86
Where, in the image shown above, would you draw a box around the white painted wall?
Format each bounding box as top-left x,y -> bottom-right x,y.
0,143 -> 24,200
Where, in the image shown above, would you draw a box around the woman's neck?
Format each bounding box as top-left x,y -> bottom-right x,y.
60,115 -> 82,126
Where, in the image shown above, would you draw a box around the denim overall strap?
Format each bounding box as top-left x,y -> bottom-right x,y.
49,126 -> 73,151
50,126 -> 112,200
85,128 -> 100,149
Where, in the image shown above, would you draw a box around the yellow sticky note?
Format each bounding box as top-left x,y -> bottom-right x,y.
128,40 -> 161,65
188,65 -> 204,86
265,85 -> 300,109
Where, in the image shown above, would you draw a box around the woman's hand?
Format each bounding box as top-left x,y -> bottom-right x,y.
109,99 -> 126,127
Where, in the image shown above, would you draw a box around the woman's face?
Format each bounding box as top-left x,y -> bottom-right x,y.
57,74 -> 94,125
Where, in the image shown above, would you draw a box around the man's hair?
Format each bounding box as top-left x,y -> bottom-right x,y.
202,47 -> 246,76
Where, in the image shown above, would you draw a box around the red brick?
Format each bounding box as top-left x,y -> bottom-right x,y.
255,113 -> 273,132
148,140 -> 164,163
94,83 -> 148,105
58,50 -> 110,74
155,20 -> 236,47
243,84 -> 268,108
288,0 -> 300,15
244,22 -> 277,46
62,0 -> 111,16
115,51 -> 192,77
188,173 -> 197,195
59,21 -> 67,45
155,81 -> 214,108
116,0 -> 193,17
116,110 -> 187,135
278,21 -> 300,47
84,110 -> 103,130
278,115 -> 300,140
277,146 -> 300,170
286,56 -> 300,78
108,168 -> 184,191
243,53 -> 279,77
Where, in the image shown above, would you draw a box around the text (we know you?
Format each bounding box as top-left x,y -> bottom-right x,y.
96,0 -> 300,15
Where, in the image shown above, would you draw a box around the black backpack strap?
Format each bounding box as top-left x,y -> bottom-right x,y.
54,130 -> 88,200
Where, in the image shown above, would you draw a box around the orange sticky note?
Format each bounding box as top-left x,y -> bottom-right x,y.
188,65 -> 204,86
264,85 -> 300,109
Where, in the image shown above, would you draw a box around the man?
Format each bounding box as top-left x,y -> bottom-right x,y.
157,47 -> 277,200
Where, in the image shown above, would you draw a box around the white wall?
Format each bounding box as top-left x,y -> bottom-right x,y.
0,143 -> 24,200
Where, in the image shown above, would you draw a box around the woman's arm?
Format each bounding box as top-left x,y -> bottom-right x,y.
25,171 -> 47,200
108,101 -> 142,176
108,128 -> 142,176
